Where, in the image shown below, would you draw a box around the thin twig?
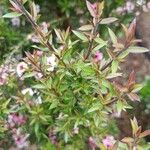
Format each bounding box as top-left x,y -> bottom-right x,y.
84,21 -> 100,60
13,0 -> 68,68
13,0 -> 55,52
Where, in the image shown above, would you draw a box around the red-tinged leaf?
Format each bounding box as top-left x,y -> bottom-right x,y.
100,17 -> 118,24
9,0 -> 22,13
127,93 -> 140,102
97,1 -> 104,17
127,18 -> 136,43
139,130 -> 150,138
136,126 -> 142,137
86,0 -> 96,17
113,82 -> 128,92
121,137 -> 134,143
127,71 -> 136,88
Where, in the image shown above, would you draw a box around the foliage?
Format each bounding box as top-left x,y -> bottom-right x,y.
0,0 -> 150,149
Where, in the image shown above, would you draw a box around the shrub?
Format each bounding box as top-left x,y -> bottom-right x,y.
0,0 -> 150,149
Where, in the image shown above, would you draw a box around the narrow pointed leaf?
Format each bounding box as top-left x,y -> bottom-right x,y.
72,30 -> 88,41
127,46 -> 149,53
100,17 -> 118,24
108,28 -> 117,44
3,12 -> 22,18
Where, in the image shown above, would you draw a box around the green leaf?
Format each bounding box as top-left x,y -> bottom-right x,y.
3,12 -> 22,18
35,123 -> 40,139
93,44 -> 105,52
111,60 -> 119,73
32,45 -> 49,51
32,84 -> 46,89
23,0 -> 28,4
72,30 -> 88,41
23,72 -> 35,78
94,37 -> 107,45
100,17 -> 118,24
130,117 -> 139,136
108,28 -> 117,44
43,141 -> 56,150
118,50 -> 129,59
78,25 -> 93,31
87,103 -> 102,113
127,46 -> 149,53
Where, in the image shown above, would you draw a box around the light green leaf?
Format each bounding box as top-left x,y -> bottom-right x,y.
100,17 -> 118,24
111,60 -> 119,73
32,84 -> 46,89
87,104 -> 102,113
93,44 -> 105,51
72,30 -> 88,41
3,12 -> 22,18
106,73 -> 122,79
79,24 -> 93,31
127,46 -> 149,53
108,28 -> 117,44
94,37 -> 107,45
31,45 -> 49,51
118,50 -> 129,59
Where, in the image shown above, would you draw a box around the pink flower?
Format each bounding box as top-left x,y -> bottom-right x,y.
12,128 -> 29,149
88,137 -> 97,150
41,22 -> 48,35
102,136 -> 115,148
35,50 -> 43,57
11,17 -> 20,27
0,74 -> 7,85
126,1 -> 135,13
8,113 -> 26,126
147,2 -> 150,10
16,62 -> 28,77
49,130 -> 57,144
35,72 -> 43,79
116,7 -> 125,14
93,52 -> 103,62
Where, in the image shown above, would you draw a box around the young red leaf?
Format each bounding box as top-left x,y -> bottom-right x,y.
127,70 -> 136,88
127,93 -> 140,102
9,0 -> 22,13
139,130 -> 150,138
86,0 -> 96,17
127,18 -> 136,43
